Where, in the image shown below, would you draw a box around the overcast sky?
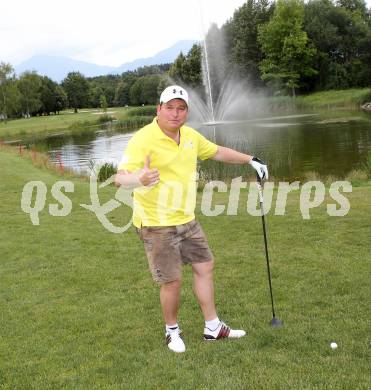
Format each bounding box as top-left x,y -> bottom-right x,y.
1,0 -> 370,67
0,0 -> 248,66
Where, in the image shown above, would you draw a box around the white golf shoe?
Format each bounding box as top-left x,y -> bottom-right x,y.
204,321 -> 246,341
165,328 -> 186,353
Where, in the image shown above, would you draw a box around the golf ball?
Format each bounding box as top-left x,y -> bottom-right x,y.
330,342 -> 338,349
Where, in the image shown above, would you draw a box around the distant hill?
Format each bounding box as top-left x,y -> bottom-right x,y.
15,40 -> 198,82
15,56 -> 116,83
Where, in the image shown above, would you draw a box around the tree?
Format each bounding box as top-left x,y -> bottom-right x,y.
0,62 -> 20,120
112,71 -> 143,106
169,44 -> 203,88
141,75 -> 162,104
169,52 -> 186,82
120,71 -> 138,105
129,77 -> 143,106
39,78 -> 54,115
129,75 -> 162,105
336,0 -> 368,15
136,65 -> 170,77
304,0 -> 371,89
17,71 -> 42,117
100,94 -> 108,112
224,0 -> 274,87
87,74 -> 120,107
54,85 -> 67,114
114,81 -> 129,106
62,72 -> 90,113
258,0 -> 317,96
181,44 -> 203,87
90,85 -> 105,107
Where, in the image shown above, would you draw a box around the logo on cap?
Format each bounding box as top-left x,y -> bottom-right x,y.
160,85 -> 188,105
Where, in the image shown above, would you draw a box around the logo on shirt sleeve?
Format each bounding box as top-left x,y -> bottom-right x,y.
183,140 -> 194,149
119,154 -> 130,165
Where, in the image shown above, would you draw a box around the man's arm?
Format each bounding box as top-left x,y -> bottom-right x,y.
115,170 -> 141,188
212,146 -> 268,180
115,156 -> 160,188
212,145 -> 252,164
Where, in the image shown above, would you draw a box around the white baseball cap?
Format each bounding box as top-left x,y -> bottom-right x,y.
160,85 -> 189,105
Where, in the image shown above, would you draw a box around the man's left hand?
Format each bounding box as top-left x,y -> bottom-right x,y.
249,156 -> 268,180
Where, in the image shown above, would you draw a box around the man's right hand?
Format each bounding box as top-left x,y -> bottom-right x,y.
139,155 -> 160,186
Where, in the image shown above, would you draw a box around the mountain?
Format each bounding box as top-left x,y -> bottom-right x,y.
115,40 -> 198,73
14,40 -> 198,82
15,56 -> 116,83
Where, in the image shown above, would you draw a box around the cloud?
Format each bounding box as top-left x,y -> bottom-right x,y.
0,0 -> 248,66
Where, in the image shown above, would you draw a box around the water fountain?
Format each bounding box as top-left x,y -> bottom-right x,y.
185,18 -> 318,148
185,20 -> 269,140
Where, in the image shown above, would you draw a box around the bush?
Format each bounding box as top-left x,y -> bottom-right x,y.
96,114 -> 115,124
345,169 -> 368,186
358,89 -> 371,105
97,162 -> 117,182
115,116 -> 153,131
303,171 -> 321,182
126,106 -> 157,117
363,154 -> 371,177
68,120 -> 94,130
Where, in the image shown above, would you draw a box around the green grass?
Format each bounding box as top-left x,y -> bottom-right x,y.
0,106 -> 157,142
126,106 -> 157,117
298,88 -> 371,108
266,88 -> 371,111
0,107 -> 131,139
0,148 -> 370,389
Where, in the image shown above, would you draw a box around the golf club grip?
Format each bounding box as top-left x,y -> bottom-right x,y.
256,173 -> 264,203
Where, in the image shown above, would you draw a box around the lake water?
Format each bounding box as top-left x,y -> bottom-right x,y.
25,110 -> 371,180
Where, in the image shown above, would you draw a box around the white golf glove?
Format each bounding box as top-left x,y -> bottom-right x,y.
249,156 -> 268,180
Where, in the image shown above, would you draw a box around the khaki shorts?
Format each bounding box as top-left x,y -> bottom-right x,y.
136,220 -> 214,284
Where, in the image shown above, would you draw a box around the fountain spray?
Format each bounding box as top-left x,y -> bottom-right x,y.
198,0 -> 217,142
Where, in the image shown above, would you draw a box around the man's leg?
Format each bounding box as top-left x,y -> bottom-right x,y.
192,260 -> 217,321
160,279 -> 186,353
160,279 -> 182,325
183,220 -> 246,341
192,260 -> 246,340
137,226 -> 185,352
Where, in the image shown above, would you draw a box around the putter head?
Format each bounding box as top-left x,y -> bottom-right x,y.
270,317 -> 283,328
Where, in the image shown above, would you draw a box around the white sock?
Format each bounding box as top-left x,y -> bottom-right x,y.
205,317 -> 220,331
166,323 -> 179,333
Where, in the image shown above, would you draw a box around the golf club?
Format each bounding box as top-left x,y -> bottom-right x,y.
256,174 -> 283,328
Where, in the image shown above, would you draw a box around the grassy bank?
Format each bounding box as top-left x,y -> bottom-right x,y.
0,148 -> 370,389
0,106 -> 156,140
268,88 -> 371,111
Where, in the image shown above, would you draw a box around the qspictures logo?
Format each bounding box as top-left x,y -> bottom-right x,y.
20,171 -> 352,233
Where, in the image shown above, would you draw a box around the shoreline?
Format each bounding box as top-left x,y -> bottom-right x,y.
1,88 -> 370,140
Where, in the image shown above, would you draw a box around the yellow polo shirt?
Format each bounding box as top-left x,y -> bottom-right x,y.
118,118 -> 218,227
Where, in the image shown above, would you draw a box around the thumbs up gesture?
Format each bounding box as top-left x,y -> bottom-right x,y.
139,155 -> 160,187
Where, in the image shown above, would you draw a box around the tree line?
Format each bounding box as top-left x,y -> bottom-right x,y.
0,64 -> 170,120
1,0 -> 370,120
172,0 -> 371,96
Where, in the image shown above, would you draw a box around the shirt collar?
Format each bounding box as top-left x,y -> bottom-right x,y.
152,117 -> 185,142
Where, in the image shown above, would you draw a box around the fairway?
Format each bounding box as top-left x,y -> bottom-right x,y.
0,107 -> 130,139
0,148 -> 370,389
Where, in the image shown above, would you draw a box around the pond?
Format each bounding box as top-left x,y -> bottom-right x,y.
24,109 -> 371,180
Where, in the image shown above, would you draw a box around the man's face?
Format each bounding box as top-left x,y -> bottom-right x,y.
157,99 -> 188,132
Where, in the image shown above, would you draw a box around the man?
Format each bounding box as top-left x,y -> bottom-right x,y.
115,85 -> 268,353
